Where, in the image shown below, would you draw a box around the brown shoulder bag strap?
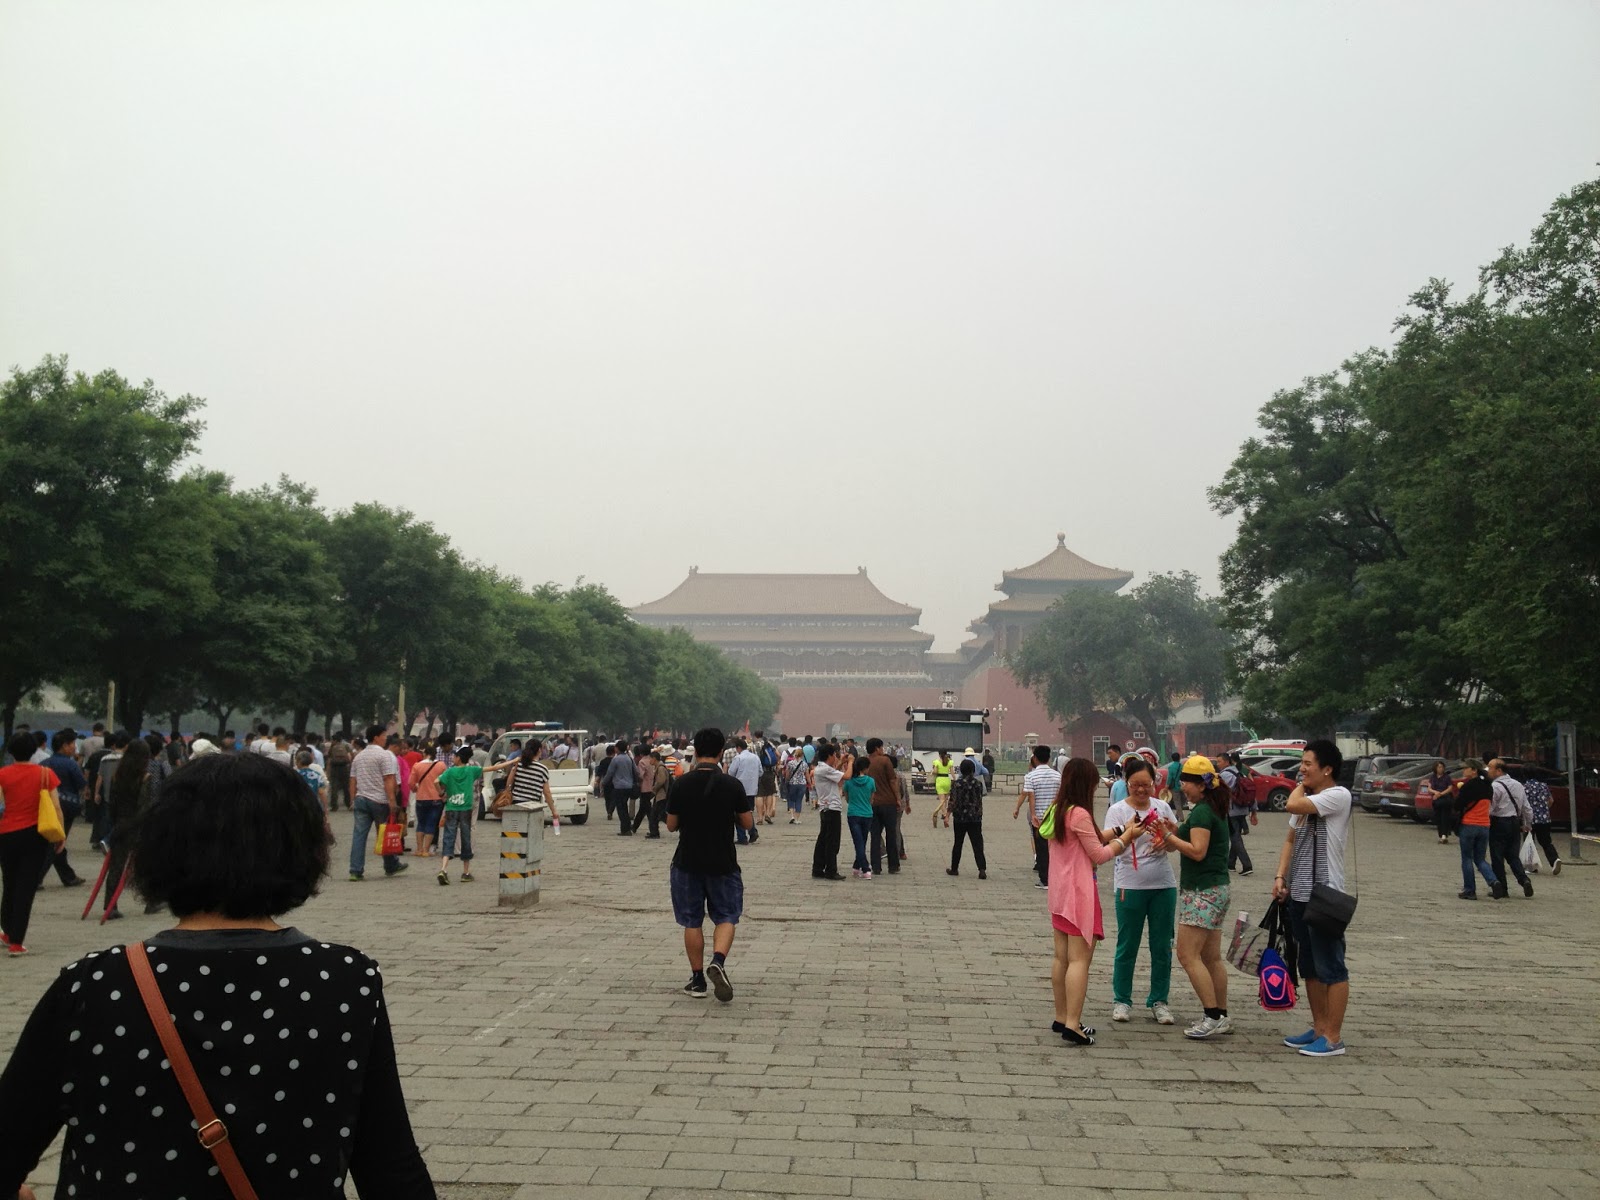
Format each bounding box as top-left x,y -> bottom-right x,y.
125,942 -> 261,1200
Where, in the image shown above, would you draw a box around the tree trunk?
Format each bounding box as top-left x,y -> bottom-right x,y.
323,712 -> 334,739
170,711 -> 183,739
1,698 -> 16,741
292,706 -> 311,740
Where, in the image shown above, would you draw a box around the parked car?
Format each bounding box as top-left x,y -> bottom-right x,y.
1367,759 -> 1447,817
1410,760 -> 1599,830
1353,753 -> 1434,797
1238,765 -> 1298,812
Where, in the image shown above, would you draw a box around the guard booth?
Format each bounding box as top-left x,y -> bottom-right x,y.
497,801 -> 549,908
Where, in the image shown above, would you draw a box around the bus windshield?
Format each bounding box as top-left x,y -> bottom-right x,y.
910,720 -> 986,752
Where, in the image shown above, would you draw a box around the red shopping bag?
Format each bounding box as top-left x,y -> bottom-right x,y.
379,822 -> 406,857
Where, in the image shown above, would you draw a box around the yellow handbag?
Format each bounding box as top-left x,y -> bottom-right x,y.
36,767 -> 66,844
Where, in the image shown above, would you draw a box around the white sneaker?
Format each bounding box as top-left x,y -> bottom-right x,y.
1184,1016 -> 1221,1040
1151,1003 -> 1175,1025
1111,1003 -> 1132,1022
1213,1013 -> 1235,1036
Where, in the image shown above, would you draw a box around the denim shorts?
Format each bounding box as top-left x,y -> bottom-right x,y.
414,800 -> 445,835
1287,898 -> 1349,985
670,867 -> 744,928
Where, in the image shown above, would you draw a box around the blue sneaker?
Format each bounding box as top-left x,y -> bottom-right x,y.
1283,1029 -> 1318,1048
1298,1036 -> 1346,1057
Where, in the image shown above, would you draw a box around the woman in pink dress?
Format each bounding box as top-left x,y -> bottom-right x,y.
1048,757 -> 1137,1045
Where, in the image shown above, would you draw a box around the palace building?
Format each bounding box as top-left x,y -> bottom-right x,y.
630,537 -> 1134,742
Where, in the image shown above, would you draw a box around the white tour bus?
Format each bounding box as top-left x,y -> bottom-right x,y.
905,705 -> 990,794
486,723 -> 591,824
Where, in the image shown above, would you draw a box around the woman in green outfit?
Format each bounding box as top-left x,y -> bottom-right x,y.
1102,759 -> 1178,1025
1154,754 -> 1234,1040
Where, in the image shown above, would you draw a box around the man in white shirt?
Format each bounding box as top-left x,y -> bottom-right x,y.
1272,739 -> 1354,1058
1013,745 -> 1060,891
1486,759 -> 1534,898
809,743 -> 846,879
728,738 -> 762,846
78,723 -> 106,763
348,724 -> 405,880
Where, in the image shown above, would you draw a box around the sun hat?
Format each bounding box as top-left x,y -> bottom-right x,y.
1179,754 -> 1219,786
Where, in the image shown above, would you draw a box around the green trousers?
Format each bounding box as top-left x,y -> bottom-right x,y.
1111,886 -> 1177,1008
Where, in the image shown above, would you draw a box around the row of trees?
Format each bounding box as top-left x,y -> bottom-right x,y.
0,356 -> 779,737
1209,175 -> 1599,744
1007,176 -> 1596,753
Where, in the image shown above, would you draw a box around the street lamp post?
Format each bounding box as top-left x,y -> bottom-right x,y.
993,704 -> 1008,758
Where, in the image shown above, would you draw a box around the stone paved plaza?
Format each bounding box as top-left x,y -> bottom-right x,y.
9,797 -> 1600,1199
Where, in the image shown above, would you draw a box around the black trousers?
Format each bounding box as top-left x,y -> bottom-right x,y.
1434,797 -> 1456,838
1227,814 -> 1253,873
1032,829 -> 1049,886
812,810 -> 842,877
869,806 -> 901,873
1531,822 -> 1559,868
951,820 -> 986,872
616,790 -> 635,834
327,762 -> 351,810
1489,815 -> 1530,888
634,793 -> 665,834
41,799 -> 81,885
0,828 -> 52,946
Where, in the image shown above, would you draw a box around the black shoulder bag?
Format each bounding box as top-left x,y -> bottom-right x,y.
1304,807 -> 1358,936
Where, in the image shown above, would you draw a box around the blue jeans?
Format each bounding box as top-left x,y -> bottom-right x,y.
847,815 -> 871,872
440,810 -> 473,861
1458,825 -> 1498,893
349,797 -> 400,876
1287,898 -> 1349,985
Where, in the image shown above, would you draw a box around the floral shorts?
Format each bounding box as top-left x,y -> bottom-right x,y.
1178,884 -> 1230,931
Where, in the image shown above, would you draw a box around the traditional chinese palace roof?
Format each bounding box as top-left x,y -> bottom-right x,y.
999,533 -> 1133,590
633,568 -> 922,621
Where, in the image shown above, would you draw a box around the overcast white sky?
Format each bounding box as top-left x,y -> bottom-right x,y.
3,1 -> 1597,648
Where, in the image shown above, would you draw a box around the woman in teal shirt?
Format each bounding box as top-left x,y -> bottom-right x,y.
1156,755 -> 1234,1040
844,756 -> 876,878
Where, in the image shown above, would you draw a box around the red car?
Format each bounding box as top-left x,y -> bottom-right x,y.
1238,766 -> 1297,813
1412,763 -> 1600,831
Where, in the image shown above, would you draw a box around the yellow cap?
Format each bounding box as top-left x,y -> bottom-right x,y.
1181,754 -> 1218,784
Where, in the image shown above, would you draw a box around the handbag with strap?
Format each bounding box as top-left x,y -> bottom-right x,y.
36,766 -> 66,844
125,942 -> 260,1200
493,765 -> 518,813
1304,811 -> 1358,936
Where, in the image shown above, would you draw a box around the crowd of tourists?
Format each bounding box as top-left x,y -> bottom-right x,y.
0,708 -> 1504,1197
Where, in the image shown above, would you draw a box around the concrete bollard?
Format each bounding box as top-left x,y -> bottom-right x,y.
497,802 -> 548,908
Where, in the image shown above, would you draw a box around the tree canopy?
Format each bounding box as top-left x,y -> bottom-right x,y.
1010,572 -> 1228,739
0,357 -> 777,736
1211,175 -> 1600,743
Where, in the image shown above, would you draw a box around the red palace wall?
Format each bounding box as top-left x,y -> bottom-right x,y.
959,669 -> 1063,748
958,668 -> 1140,757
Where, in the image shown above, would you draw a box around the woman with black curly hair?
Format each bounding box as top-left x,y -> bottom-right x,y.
0,752 -> 436,1200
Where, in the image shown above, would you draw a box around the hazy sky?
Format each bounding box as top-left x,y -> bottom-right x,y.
4,2 -> 1597,648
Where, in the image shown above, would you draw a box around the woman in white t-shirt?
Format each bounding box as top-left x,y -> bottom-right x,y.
1103,760 -> 1179,1026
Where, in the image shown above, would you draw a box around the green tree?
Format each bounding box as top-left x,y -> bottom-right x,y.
1213,175 -> 1600,739
1010,572 -> 1228,738
0,356 -> 206,733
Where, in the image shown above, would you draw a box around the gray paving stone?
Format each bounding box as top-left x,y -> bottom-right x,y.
6,807 -> 1598,1199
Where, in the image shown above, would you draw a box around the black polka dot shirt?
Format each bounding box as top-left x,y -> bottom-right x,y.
0,927 -> 435,1199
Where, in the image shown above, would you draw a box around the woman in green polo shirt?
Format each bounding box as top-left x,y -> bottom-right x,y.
1154,754 -> 1234,1040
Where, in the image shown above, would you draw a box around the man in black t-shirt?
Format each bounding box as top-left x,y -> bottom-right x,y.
665,727 -> 754,1002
